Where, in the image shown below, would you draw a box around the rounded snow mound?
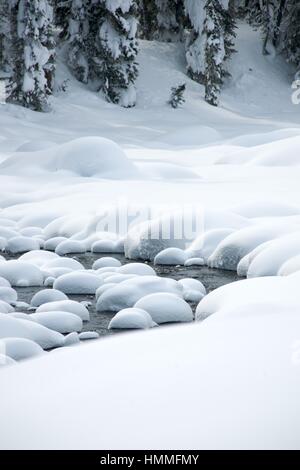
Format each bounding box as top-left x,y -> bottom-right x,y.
0,314 -> 64,350
0,260 -> 44,287
108,308 -> 157,330
154,247 -> 188,266
92,257 -> 122,270
36,299 -> 90,321
134,293 -> 193,324
96,275 -> 183,312
0,337 -> 44,361
30,289 -> 68,308
0,137 -> 140,179
30,311 -> 83,334
6,236 -> 41,254
54,272 -> 103,295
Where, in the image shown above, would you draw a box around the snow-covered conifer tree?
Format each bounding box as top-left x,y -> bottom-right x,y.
68,0 -> 90,83
185,0 -> 236,105
9,0 -> 56,111
91,0 -> 139,107
138,0 -> 158,40
281,0 -> 300,68
184,0 -> 206,83
155,0 -> 184,41
203,0 -> 225,106
55,0 -> 72,39
0,0 -> 12,77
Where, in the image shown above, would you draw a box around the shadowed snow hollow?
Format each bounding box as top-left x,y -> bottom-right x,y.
0,137 -> 140,179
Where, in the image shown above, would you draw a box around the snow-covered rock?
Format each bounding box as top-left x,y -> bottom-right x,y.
96,283 -> 117,299
0,277 -> 12,289
237,240 -> 273,277
96,276 -> 183,312
44,237 -> 67,251
0,238 -> 7,251
43,257 -> 84,271
103,274 -> 137,284
55,240 -> 86,256
0,300 -> 14,313
64,332 -> 80,346
188,228 -> 234,262
0,260 -> 44,287
154,248 -> 188,266
30,289 -> 68,308
0,227 -> 19,241
0,286 -> 17,304
195,275 -> 300,321
36,299 -> 90,321
0,337 -> 44,361
278,255 -> 300,276
208,225 -> 296,271
91,239 -> 124,253
134,293 -> 193,324
30,311 -> 83,334
79,331 -> 99,340
124,215 -> 188,261
54,272 -> 102,295
19,250 -> 59,267
0,314 -> 65,350
0,354 -> 16,367
108,308 -> 157,329
247,232 -> 300,278
184,258 -> 204,267
92,257 -> 122,270
118,262 -> 156,276
178,278 -> 206,303
6,236 -> 41,254
19,227 -> 44,237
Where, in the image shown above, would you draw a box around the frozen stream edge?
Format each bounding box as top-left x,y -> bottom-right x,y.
6,252 -> 239,337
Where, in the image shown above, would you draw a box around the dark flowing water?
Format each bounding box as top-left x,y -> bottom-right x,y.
9,252 -> 239,337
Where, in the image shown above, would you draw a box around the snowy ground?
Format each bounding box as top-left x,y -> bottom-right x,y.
1,23 -> 300,449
